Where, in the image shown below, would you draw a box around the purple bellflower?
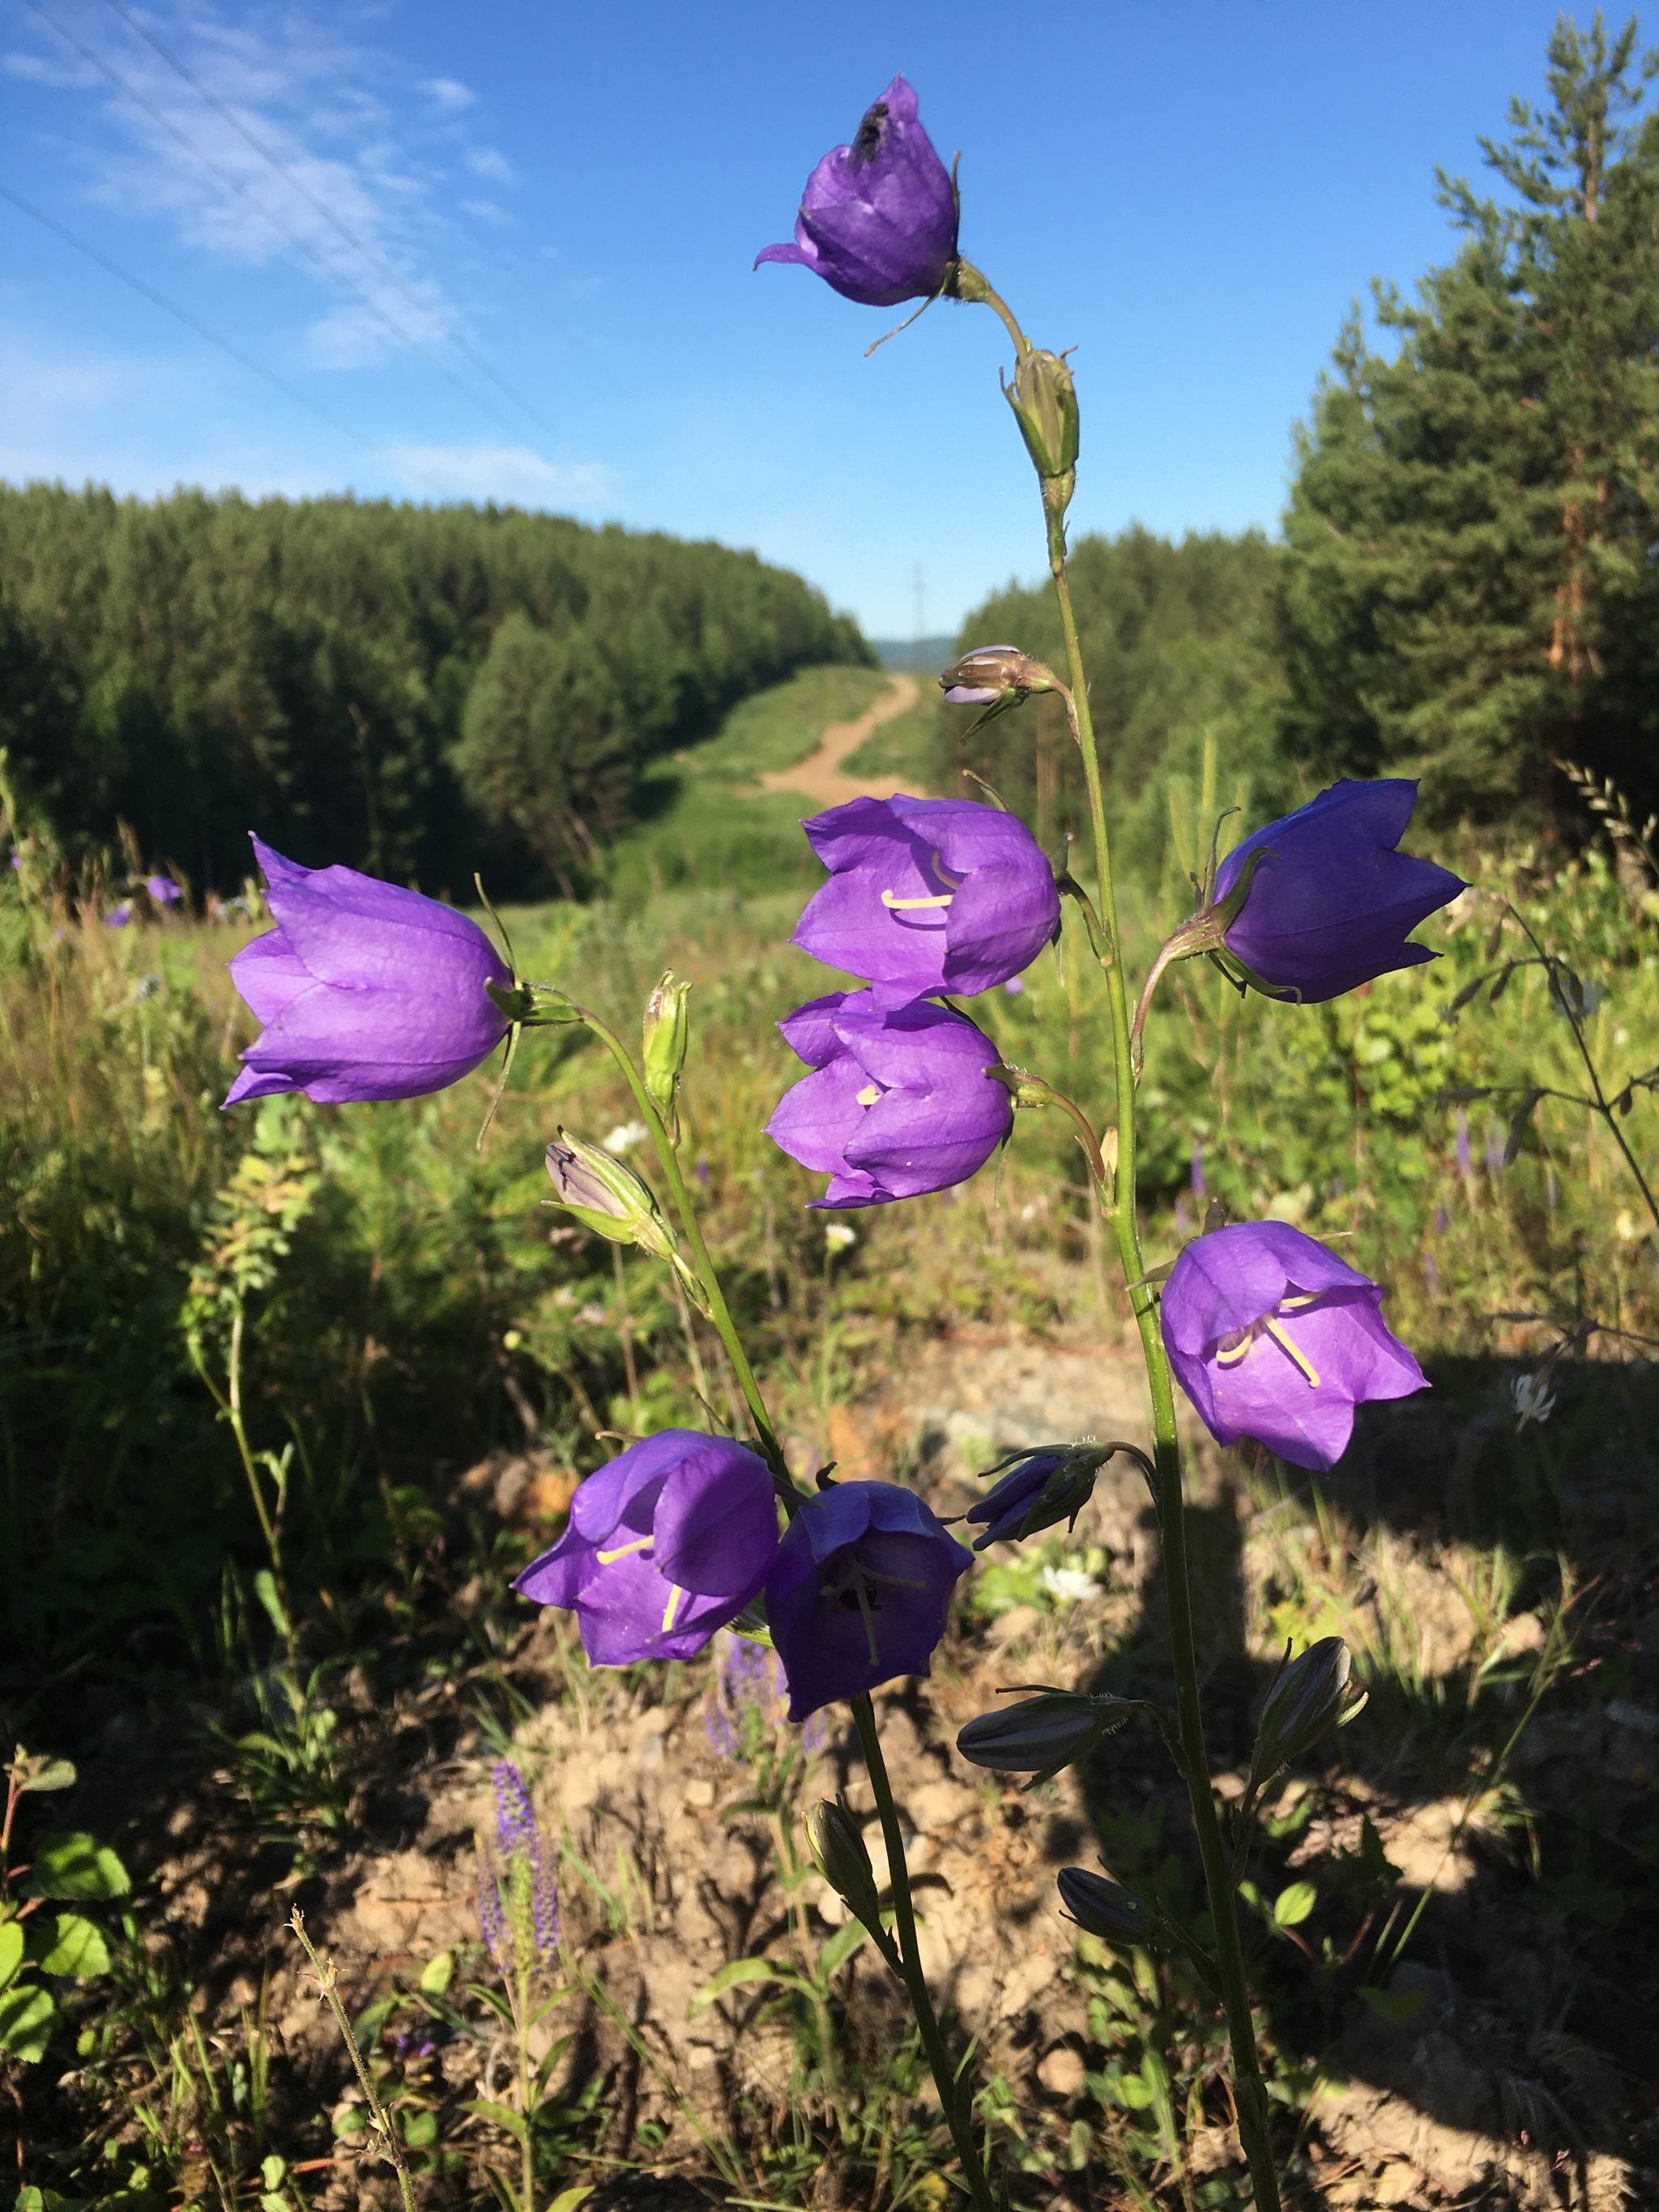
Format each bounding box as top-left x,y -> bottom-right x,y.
755,75 -> 957,309
1213,780 -> 1465,1004
793,795 -> 1060,1008
224,835 -> 512,1107
513,1430 -> 779,1666
104,902 -> 132,929
766,1481 -> 973,1720
146,875 -> 182,906
1161,1221 -> 1427,1473
766,989 -> 1013,1208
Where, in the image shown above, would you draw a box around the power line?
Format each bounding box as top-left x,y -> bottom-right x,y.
24,0 -> 533,444
102,0 -> 555,438
0,177 -> 376,450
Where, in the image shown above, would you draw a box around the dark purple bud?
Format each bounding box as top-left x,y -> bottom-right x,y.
513,1430 -> 779,1665
766,1480 -> 973,1719
792,796 -> 1060,1007
964,1445 -> 1105,1549
224,835 -> 511,1106
957,1690 -> 1134,1785
755,76 -> 957,309
1160,1221 -> 1427,1473
1213,781 -> 1465,1004
1056,1867 -> 1146,1945
766,989 -> 1013,1209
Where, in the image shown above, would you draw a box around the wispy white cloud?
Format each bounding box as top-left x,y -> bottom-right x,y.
464,145 -> 514,184
385,441 -> 612,511
9,4 -> 522,381
460,198 -> 511,229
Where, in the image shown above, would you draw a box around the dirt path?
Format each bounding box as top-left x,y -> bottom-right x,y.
757,671 -> 923,808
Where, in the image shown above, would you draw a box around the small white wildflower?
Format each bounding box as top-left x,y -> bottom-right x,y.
824,1223 -> 856,1252
600,1120 -> 649,1156
1512,1372 -> 1558,1429
1040,1565 -> 1099,1607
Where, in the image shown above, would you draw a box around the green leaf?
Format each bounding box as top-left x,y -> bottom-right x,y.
1358,1984 -> 1429,2027
548,2189 -> 593,2212
460,2098 -> 531,2146
0,1920 -> 23,1993
688,1954 -> 787,2016
36,1913 -> 111,1980
260,2155 -> 287,2189
0,1982 -> 57,2061
417,1950 -> 454,1995
402,2109 -> 437,2148
11,1756 -> 77,1797
28,1832 -> 130,1902
252,1569 -> 291,1639
817,1919 -> 870,1979
1273,1882 -> 1318,1929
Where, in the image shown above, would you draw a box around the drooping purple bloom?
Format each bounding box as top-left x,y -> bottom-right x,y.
224,835 -> 511,1107
1161,1221 -> 1427,1473
104,902 -> 132,928
793,795 -> 1060,1008
146,875 -> 182,906
964,1446 -> 1102,1549
513,1430 -> 779,1665
755,76 -> 957,309
766,990 -> 1012,1209
766,1481 -> 973,1720
1213,781 -> 1465,1004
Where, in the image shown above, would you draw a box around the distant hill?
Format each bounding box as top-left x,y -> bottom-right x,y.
869,636 -> 957,674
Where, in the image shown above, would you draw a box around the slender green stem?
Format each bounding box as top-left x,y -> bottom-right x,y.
288,1908 -> 416,2212
851,1695 -> 996,2212
569,1006 -> 794,1490
1049,549 -> 1282,2212
517,1963 -> 535,2212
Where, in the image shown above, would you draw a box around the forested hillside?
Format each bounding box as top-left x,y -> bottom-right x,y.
0,487 -> 868,895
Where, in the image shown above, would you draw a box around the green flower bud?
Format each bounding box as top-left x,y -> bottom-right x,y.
806,1799 -> 883,1931
1056,1868 -> 1145,1946
938,644 -> 1062,708
642,970 -> 692,1143
1002,348 -> 1080,484
544,1130 -> 677,1264
1249,1636 -> 1366,1788
957,1689 -> 1137,1788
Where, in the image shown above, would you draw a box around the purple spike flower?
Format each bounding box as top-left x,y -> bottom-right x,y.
1213,781 -> 1465,1004
224,834 -> 512,1107
755,75 -> 957,309
493,1760 -> 537,1857
513,1430 -> 779,1665
104,902 -> 132,928
766,1481 -> 973,1720
1160,1221 -> 1427,1473
475,1838 -> 510,1972
792,795 -> 1060,1008
767,989 -> 1012,1209
480,1762 -> 560,1972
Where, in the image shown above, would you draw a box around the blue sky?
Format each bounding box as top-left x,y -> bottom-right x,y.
0,0 -> 1609,637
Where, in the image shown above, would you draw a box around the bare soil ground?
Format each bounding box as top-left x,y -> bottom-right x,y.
757,675 -> 921,808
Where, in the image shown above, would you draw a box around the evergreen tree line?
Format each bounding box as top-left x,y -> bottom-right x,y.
0,486 -> 868,895
949,14 -> 1659,846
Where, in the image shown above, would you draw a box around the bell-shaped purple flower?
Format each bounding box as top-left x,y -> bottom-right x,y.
755,75 -> 957,309
766,989 -> 1012,1209
1161,1221 -> 1427,1473
766,1481 -> 973,1720
513,1430 -> 779,1666
1213,781 -> 1465,1004
146,875 -> 182,906
224,835 -> 512,1106
793,795 -> 1059,1007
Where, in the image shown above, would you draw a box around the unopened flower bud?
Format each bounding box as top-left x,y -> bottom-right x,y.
544,1131 -> 678,1263
642,970 -> 693,1143
939,643 -> 1061,708
806,1799 -> 883,1929
957,1690 -> 1134,1787
964,1443 -> 1111,1549
1056,1867 -> 1145,1945
1249,1635 -> 1365,1788
1002,348 -> 1080,484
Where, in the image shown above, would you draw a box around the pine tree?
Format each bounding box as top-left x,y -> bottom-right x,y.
1280,12 -> 1659,820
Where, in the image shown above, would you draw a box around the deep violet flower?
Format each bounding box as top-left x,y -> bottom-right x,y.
224,835 -> 512,1106
1160,1221 -> 1427,1473
766,989 -> 1012,1208
104,902 -> 132,928
146,875 -> 181,906
755,75 -> 957,309
1213,780 -> 1465,1004
512,1430 -> 778,1666
792,795 -> 1060,1007
766,1481 -> 973,1720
